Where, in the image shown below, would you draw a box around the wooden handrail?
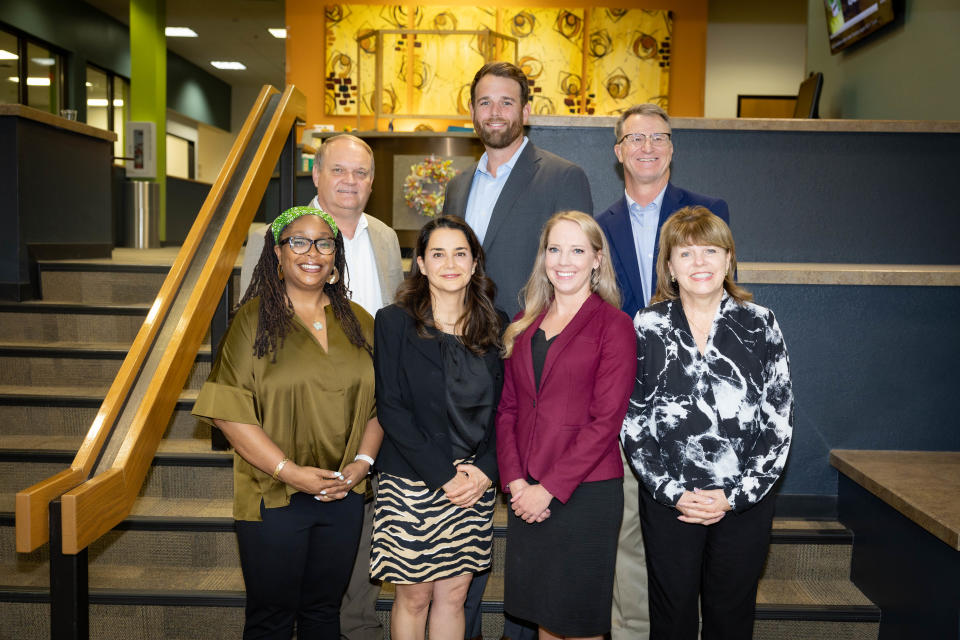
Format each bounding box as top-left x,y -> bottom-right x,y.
15,84 -> 306,554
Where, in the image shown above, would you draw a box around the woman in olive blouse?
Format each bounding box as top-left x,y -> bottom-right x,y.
193,206 -> 382,639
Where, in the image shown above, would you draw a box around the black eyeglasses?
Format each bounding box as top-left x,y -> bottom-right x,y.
280,236 -> 336,255
617,132 -> 672,147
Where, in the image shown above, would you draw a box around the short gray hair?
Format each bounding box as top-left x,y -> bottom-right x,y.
614,104 -> 671,141
314,134 -> 375,178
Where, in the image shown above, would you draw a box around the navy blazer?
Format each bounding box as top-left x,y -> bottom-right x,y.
442,142 -> 593,318
596,184 -> 729,319
374,304 -> 505,490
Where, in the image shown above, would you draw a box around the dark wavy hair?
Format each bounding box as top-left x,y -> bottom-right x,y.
395,216 -> 501,356
240,220 -> 372,360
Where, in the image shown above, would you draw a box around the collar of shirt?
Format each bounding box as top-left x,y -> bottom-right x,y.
306,197 -> 383,315
624,185 -> 667,225
475,136 -> 529,179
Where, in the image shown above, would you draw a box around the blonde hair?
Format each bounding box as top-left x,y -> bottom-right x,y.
502,211 -> 621,357
651,206 -> 752,305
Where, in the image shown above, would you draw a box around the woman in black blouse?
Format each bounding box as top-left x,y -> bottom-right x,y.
372,216 -> 505,640
621,206 -> 793,640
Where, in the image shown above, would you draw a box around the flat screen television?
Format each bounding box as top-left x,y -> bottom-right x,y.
823,0 -> 896,54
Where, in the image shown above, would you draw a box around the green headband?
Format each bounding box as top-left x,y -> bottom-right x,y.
271,206 -> 339,244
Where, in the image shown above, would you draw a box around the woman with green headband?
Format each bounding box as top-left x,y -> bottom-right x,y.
193,206 -> 383,639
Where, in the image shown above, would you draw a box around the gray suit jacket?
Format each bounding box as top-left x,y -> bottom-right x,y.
239,213 -> 404,312
441,142 -> 593,317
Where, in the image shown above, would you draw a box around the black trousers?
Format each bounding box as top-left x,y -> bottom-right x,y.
639,488 -> 775,640
235,491 -> 364,640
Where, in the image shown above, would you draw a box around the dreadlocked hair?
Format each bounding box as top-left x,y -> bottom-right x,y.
239,224 -> 372,360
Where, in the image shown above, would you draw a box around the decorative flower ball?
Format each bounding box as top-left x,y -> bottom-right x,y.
403,155 -> 458,218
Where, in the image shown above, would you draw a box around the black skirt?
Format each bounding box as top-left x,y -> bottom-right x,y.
504,478 -> 623,636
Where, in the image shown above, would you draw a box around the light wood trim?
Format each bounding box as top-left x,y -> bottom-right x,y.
14,469 -> 83,552
527,114 -> 960,134
60,86 -> 307,554
0,104 -> 118,142
14,86 -> 280,553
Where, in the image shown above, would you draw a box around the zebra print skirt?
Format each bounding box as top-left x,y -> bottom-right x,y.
369,471 -> 496,584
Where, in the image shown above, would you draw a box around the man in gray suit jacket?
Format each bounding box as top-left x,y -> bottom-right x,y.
239,134 -> 402,640
441,62 -> 593,320
442,61 -> 592,640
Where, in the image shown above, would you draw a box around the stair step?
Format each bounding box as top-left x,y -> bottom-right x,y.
0,343 -> 210,389
0,459 -> 232,501
37,258 -> 240,306
0,302 -> 150,343
0,387 -> 202,439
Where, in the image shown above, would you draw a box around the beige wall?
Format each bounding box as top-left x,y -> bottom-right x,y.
806,0 -> 960,119
704,0 -> 807,118
197,122 -> 235,184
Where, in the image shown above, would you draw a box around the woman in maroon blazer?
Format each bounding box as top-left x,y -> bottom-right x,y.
496,211 -> 636,640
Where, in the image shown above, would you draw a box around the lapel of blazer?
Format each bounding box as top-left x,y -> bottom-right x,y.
607,196 -> 644,310
538,294 -> 603,391
364,214 -> 391,297
481,142 -> 539,252
512,310 -> 546,393
402,312 -> 443,368
444,167 -> 476,218
652,183 -> 685,297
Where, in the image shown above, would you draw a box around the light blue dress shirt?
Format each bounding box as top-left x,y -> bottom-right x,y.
626,186 -> 666,307
464,137 -> 530,244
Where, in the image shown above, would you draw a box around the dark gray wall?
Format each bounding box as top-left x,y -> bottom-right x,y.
528,123 -> 960,502
0,0 -> 231,129
752,283 -> 960,496
530,125 -> 960,264
168,52 -> 231,131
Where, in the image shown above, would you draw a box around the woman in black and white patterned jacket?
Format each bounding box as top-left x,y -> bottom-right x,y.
621,206 -> 793,640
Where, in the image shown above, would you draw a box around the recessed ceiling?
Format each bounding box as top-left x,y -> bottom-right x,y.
83,0 -> 285,90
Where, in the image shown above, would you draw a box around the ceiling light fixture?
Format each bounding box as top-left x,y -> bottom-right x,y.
165,27 -> 198,37
31,57 -> 55,67
0,50 -> 18,60
268,28 -> 287,39
211,61 -> 246,70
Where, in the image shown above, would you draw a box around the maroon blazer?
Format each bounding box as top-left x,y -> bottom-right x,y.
496,293 -> 637,503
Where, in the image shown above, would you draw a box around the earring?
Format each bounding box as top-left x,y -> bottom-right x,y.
670,273 -> 676,282
590,269 -> 600,288
277,264 -> 284,281
327,266 -> 339,285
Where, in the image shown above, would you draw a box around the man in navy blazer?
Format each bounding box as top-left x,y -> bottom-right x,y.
596,104 -> 729,320
596,104 -> 729,640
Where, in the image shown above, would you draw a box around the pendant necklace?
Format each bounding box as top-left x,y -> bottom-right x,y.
312,320 -> 324,331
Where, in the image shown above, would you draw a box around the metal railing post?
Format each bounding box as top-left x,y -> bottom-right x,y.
279,128 -> 297,211
49,499 -> 88,640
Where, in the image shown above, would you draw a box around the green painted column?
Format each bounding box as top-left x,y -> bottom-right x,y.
129,0 -> 167,242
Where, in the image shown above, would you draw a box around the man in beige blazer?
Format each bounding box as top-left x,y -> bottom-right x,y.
239,134 -> 403,640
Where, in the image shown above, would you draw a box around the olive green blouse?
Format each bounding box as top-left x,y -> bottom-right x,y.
193,298 -> 376,521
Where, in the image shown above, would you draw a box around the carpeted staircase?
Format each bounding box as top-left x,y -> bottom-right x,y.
0,254 -> 880,639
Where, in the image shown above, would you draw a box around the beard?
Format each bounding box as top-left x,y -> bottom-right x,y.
474,115 -> 525,149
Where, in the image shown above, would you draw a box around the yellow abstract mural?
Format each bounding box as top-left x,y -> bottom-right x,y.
324,5 -> 671,119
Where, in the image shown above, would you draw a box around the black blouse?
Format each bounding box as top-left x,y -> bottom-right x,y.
440,332 -> 495,459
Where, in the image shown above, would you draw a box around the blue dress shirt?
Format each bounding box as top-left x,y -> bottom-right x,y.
464,137 -> 530,244
625,186 -> 666,307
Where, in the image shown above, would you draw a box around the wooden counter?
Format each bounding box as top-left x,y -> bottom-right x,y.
738,263 -> 960,287
831,449 -> 960,550
0,104 -> 117,142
